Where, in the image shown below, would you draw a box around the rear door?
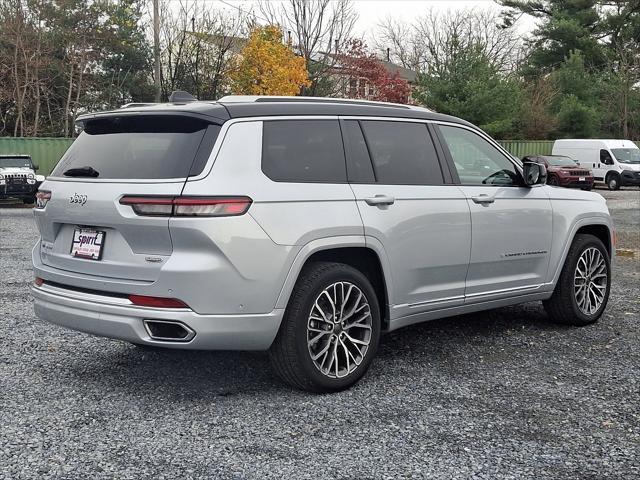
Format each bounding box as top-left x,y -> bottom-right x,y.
343,118 -> 471,319
435,123 -> 552,301
34,114 -> 220,281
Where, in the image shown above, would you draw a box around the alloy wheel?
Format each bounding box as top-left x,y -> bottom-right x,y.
574,247 -> 608,315
307,282 -> 373,379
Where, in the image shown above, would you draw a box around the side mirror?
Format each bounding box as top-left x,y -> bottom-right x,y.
523,161 -> 547,187
33,164 -> 39,171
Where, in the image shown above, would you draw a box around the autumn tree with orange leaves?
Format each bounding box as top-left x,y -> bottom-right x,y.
231,25 -> 311,96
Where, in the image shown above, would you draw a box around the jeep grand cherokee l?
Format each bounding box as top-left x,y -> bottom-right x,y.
31,95 -> 614,392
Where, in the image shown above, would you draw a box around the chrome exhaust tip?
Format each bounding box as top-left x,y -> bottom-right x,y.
143,320 -> 196,342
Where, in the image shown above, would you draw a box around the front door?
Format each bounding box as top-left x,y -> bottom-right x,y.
435,124 -> 553,302
342,119 -> 471,319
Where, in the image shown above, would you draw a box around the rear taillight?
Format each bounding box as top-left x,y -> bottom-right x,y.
119,196 -> 174,216
128,295 -> 189,309
119,196 -> 252,217
35,190 -> 51,209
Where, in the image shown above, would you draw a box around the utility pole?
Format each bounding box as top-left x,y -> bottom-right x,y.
153,0 -> 161,102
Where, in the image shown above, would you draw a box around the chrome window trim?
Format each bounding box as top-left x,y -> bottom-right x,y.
45,115 -> 512,185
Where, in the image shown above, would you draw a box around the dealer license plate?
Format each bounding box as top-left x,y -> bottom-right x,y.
70,228 -> 105,260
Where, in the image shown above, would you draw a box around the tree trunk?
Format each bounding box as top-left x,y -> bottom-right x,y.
64,61 -> 75,137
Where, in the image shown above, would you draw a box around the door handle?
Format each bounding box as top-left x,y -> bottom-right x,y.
364,195 -> 395,206
471,194 -> 495,205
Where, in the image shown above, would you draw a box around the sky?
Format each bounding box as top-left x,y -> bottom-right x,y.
210,0 -> 537,37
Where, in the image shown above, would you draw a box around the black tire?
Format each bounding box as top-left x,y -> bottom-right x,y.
543,234 -> 611,326
22,196 -> 36,205
269,261 -> 381,393
606,173 -> 620,191
581,185 -> 593,191
548,175 -> 559,186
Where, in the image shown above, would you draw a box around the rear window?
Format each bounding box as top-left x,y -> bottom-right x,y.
262,120 -> 346,183
51,116 -> 219,179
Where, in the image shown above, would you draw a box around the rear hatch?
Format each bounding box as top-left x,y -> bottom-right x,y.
34,114 -> 220,282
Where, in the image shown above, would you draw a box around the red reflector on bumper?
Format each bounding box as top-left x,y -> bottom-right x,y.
128,295 -> 188,309
34,277 -> 44,286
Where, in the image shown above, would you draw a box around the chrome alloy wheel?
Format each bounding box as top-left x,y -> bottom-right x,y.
307,282 -> 373,379
574,247 -> 608,315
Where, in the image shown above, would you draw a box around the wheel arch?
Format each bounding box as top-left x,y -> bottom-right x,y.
550,217 -> 613,287
575,224 -> 612,256
605,170 -> 621,188
274,237 -> 393,331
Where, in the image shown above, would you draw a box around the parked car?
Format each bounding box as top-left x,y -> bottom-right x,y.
552,139 -> 640,190
0,154 -> 39,203
31,94 -> 614,392
522,154 -> 594,190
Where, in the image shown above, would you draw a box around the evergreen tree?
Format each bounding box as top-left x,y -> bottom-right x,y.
415,45 -> 523,138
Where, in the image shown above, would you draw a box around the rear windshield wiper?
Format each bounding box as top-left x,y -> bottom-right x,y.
63,166 -> 99,178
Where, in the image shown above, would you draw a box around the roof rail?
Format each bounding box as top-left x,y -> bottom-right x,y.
120,102 -> 156,109
217,95 -> 432,112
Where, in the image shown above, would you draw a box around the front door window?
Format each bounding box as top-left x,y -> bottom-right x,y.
439,125 -> 520,186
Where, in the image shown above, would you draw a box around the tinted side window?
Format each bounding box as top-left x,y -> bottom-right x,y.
262,120 -> 346,183
438,125 -> 519,186
343,120 -> 375,183
360,121 -> 443,185
600,149 -> 613,164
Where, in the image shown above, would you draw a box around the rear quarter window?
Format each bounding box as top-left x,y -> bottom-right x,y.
51,116 -> 219,180
261,120 -> 346,183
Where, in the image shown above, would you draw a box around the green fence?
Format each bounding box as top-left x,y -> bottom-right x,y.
0,137 -> 638,176
0,137 -> 74,175
498,140 -> 554,158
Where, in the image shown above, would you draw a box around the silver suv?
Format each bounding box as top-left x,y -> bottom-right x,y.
32,95 -> 614,392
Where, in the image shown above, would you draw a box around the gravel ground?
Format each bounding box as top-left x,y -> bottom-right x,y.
1,188 -> 639,479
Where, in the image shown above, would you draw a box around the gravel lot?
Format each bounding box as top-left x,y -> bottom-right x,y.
1,188 -> 639,479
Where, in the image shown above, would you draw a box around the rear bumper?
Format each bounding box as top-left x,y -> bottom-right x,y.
32,282 -> 283,350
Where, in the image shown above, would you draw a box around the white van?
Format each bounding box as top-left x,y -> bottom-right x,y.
552,139 -> 640,190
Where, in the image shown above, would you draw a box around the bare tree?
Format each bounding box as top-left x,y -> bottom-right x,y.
521,77 -> 558,139
159,0 -> 246,100
259,0 -> 358,96
374,8 -> 523,75
0,0 -> 50,136
373,17 -> 423,71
